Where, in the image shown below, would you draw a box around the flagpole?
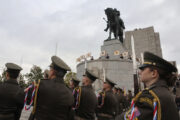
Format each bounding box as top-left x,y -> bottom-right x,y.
131,35 -> 139,95
84,58 -> 87,69
140,52 -> 145,90
140,53 -> 144,64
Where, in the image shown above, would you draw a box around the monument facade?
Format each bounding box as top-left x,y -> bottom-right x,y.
124,26 -> 162,58
76,26 -> 163,92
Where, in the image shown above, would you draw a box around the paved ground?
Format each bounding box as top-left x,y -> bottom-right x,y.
20,108 -> 32,120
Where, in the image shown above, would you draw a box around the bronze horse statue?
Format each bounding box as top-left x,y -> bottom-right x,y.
104,8 -> 125,43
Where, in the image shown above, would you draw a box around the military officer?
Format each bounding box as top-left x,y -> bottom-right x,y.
27,56 -> 74,120
116,51 -> 179,120
73,69 -> 98,120
97,78 -> 118,120
0,63 -> 24,120
69,76 -> 80,90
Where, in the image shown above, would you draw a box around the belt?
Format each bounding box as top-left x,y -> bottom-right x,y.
98,113 -> 113,118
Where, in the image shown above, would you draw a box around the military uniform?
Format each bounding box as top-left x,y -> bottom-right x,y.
0,63 -> 24,120
116,88 -> 126,114
73,70 -> 98,120
74,85 -> 97,120
127,90 -> 133,107
119,92 -> 126,113
27,56 -> 74,120
97,90 -> 118,120
97,78 -> 118,120
114,93 -> 121,115
32,78 -> 74,120
113,86 -> 122,115
117,80 -> 179,120
116,52 -> 179,120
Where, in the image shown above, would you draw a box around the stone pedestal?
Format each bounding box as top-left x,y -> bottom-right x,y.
101,39 -> 128,59
76,59 -> 134,92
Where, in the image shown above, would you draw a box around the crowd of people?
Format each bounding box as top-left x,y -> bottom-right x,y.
0,51 -> 179,120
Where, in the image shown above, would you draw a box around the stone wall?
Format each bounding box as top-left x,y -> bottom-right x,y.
76,59 -> 134,92
124,26 -> 162,58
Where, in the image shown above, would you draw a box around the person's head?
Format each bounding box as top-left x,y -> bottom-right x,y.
128,90 -> 132,94
70,77 -> 80,89
118,88 -> 123,94
113,87 -> 118,94
48,56 -> 71,80
103,78 -> 116,91
139,66 -> 159,87
69,80 -> 74,89
5,63 -> 22,80
139,52 -> 178,87
44,69 -> 49,79
82,76 -> 92,86
82,69 -> 97,86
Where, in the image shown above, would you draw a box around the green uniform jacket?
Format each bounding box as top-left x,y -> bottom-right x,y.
97,90 -> 119,119
116,80 -> 179,120
29,78 -> 74,120
74,85 -> 97,120
0,79 -> 25,120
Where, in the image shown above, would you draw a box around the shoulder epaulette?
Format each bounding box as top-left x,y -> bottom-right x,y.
73,86 -> 82,109
124,89 -> 161,120
97,91 -> 105,108
149,90 -> 161,120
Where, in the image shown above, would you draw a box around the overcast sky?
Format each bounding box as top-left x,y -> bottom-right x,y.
0,0 -> 180,74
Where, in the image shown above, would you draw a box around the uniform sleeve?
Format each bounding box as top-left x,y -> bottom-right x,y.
115,96 -> 119,116
15,88 -> 25,120
135,96 -> 153,120
15,88 -> 25,107
118,91 -> 154,120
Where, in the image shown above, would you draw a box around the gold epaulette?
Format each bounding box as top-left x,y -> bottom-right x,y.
74,86 -> 82,107
97,91 -> 105,108
32,79 -> 41,114
149,90 -> 161,120
131,91 -> 142,102
124,89 -> 161,120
